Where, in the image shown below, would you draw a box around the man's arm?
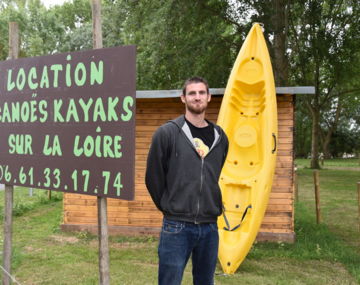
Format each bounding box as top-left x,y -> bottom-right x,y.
145,126 -> 169,212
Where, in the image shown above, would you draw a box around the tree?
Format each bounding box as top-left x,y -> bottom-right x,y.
198,0 -> 290,85
0,0 -> 27,59
0,0 -> 92,59
111,0 -> 235,90
52,0 -> 92,52
1,0 -> 359,162
320,88 -> 360,158
288,0 -> 360,167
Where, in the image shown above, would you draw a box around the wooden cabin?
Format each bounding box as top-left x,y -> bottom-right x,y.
61,87 -> 314,243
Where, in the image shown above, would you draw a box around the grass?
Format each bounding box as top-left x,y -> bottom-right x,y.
0,159 -> 359,284
0,187 -> 62,218
296,157 -> 360,169
296,168 -> 359,250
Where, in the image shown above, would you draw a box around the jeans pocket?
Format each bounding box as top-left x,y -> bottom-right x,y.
162,219 -> 184,234
209,223 -> 218,232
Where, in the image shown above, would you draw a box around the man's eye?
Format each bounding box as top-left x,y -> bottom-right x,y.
187,91 -> 207,95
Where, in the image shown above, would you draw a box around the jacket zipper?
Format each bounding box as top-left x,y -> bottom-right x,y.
177,121 -> 223,223
194,131 -> 223,224
195,157 -> 205,224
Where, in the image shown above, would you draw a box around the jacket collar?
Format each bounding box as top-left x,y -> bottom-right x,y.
171,115 -> 221,151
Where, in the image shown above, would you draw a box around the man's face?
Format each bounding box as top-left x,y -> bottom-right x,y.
181,82 -> 211,115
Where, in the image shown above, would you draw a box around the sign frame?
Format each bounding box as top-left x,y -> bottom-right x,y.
0,46 -> 136,200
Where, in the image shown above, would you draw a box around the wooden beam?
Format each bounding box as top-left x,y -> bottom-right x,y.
3,185 -> 13,285
3,21 -> 18,285
91,0 -> 110,284
313,170 -> 321,224
135,86 -> 315,98
357,182 -> 360,231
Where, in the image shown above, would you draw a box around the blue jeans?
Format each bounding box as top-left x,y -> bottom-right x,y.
158,218 -> 219,285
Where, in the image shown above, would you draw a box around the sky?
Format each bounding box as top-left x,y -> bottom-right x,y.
41,0 -> 69,8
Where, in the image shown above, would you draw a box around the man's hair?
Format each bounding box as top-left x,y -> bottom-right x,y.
182,76 -> 209,95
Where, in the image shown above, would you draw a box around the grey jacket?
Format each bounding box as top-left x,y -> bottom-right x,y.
145,115 -> 228,223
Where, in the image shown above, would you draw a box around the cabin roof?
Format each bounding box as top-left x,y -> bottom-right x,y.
136,86 -> 315,99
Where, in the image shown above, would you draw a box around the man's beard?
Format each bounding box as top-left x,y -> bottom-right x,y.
186,102 -> 208,114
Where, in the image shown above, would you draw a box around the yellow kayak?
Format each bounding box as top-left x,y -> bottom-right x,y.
217,23 -> 278,274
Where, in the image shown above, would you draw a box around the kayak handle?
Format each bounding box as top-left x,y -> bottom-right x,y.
272,133 -> 277,153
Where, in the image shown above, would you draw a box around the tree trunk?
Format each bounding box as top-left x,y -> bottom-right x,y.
310,98 -> 320,169
272,0 -> 289,86
322,135 -> 332,159
308,46 -> 323,169
322,97 -> 342,159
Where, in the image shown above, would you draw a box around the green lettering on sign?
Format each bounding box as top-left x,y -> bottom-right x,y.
90,60 -> 104,85
121,96 -> 134,121
50,64 -> 63,88
40,66 -> 50,88
28,67 -> 38,90
7,69 -> 15,91
74,62 -> 86,86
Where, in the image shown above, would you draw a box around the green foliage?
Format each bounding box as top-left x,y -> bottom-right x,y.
54,0 -> 92,52
117,0 -> 235,90
289,0 -> 360,159
0,0 -> 359,157
330,128 -> 360,157
0,1 -> 27,59
0,0 -> 92,58
75,230 -> 96,242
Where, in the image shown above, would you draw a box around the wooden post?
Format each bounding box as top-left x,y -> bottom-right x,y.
48,190 -> 52,200
8,22 -> 19,60
313,170 -> 321,224
294,165 -> 299,201
97,197 -> 110,285
358,182 -> 360,231
3,22 -> 18,285
91,1 -> 110,284
92,0 -> 103,50
3,185 -> 13,285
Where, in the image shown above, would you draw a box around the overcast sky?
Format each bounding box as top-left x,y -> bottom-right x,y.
41,0 -> 69,8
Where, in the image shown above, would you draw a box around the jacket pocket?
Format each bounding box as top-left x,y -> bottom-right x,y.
201,185 -> 222,216
165,180 -> 197,215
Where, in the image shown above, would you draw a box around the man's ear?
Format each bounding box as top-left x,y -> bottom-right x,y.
207,93 -> 212,102
181,94 -> 186,103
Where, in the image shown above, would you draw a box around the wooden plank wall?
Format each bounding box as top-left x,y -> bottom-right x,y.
62,94 -> 295,242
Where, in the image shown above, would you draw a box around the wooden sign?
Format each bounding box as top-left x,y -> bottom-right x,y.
0,46 -> 136,200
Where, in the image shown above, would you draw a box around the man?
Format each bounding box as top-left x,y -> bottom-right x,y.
145,77 -> 228,285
